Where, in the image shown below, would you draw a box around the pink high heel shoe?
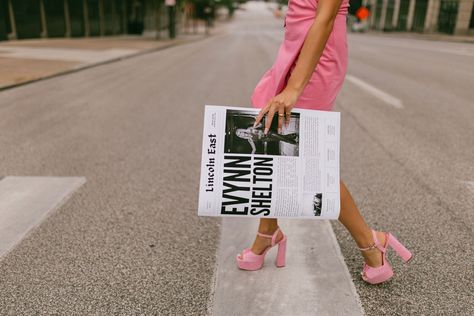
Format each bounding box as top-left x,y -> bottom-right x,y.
359,229 -> 413,284
236,227 -> 287,271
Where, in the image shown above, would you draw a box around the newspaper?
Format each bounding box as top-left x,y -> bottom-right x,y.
198,105 -> 340,219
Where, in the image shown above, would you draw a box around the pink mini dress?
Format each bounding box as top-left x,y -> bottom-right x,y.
251,0 -> 350,111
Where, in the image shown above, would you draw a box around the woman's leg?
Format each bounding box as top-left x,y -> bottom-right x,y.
338,180 -> 386,267
242,181 -> 386,266
243,218 -> 283,256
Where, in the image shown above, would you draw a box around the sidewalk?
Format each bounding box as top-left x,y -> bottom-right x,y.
0,23 -> 222,90
351,29 -> 474,44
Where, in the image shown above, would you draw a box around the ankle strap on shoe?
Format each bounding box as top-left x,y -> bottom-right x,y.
358,243 -> 377,251
358,230 -> 387,252
257,227 -> 281,246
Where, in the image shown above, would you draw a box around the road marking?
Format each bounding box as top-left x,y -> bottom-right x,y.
209,218 -> 365,315
0,176 -> 86,258
346,74 -> 404,109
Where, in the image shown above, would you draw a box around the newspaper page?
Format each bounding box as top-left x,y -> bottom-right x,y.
198,105 -> 340,219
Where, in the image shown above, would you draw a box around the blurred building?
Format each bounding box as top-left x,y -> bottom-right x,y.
0,0 -> 185,41
356,0 -> 474,35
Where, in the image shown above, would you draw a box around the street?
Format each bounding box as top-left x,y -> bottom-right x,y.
0,1 -> 473,315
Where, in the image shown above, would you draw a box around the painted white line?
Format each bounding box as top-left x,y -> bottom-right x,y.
346,74 -> 404,109
210,218 -> 364,315
0,176 -> 86,258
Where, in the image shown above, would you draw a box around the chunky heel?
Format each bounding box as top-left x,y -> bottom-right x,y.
387,233 -> 413,263
359,229 -> 413,285
236,227 -> 286,271
275,236 -> 287,267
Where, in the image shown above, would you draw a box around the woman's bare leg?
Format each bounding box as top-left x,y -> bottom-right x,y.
241,181 -> 386,267
239,218 -> 283,257
339,180 -> 386,267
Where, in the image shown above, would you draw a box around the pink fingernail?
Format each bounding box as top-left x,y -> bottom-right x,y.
264,128 -> 269,134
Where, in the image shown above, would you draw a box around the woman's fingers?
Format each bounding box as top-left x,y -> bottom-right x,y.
285,110 -> 291,128
255,99 -> 286,134
278,106 -> 284,132
265,105 -> 276,134
254,103 -> 271,127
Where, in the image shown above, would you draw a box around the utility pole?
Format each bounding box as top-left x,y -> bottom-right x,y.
155,0 -> 162,39
7,0 -> 17,39
39,0 -> 48,38
165,0 -> 176,39
64,0 -> 71,37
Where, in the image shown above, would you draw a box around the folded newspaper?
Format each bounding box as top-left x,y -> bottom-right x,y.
198,105 -> 340,219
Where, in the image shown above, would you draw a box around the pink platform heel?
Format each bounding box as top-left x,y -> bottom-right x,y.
236,227 -> 287,271
359,229 -> 413,284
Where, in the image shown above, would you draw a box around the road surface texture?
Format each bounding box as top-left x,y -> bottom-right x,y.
0,34 -> 209,89
1,1 -> 473,315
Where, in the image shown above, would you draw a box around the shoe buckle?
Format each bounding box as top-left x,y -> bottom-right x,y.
358,243 -> 377,251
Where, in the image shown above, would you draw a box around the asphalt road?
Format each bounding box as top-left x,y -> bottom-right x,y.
1,1 -> 473,315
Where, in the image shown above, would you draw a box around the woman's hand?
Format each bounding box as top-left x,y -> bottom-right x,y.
254,87 -> 300,134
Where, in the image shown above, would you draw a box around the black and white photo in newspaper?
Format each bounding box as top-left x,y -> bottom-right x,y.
198,105 -> 340,219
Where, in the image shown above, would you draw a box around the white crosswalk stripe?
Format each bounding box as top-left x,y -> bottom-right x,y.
0,176 -> 85,258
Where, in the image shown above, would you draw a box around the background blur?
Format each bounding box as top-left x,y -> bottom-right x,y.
1,0 -> 473,41
0,1 -> 473,315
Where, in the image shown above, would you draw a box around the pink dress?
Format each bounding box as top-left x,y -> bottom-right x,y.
251,0 -> 350,111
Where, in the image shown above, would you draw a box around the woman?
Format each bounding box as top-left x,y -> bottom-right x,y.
235,122 -> 298,154
236,0 -> 413,284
